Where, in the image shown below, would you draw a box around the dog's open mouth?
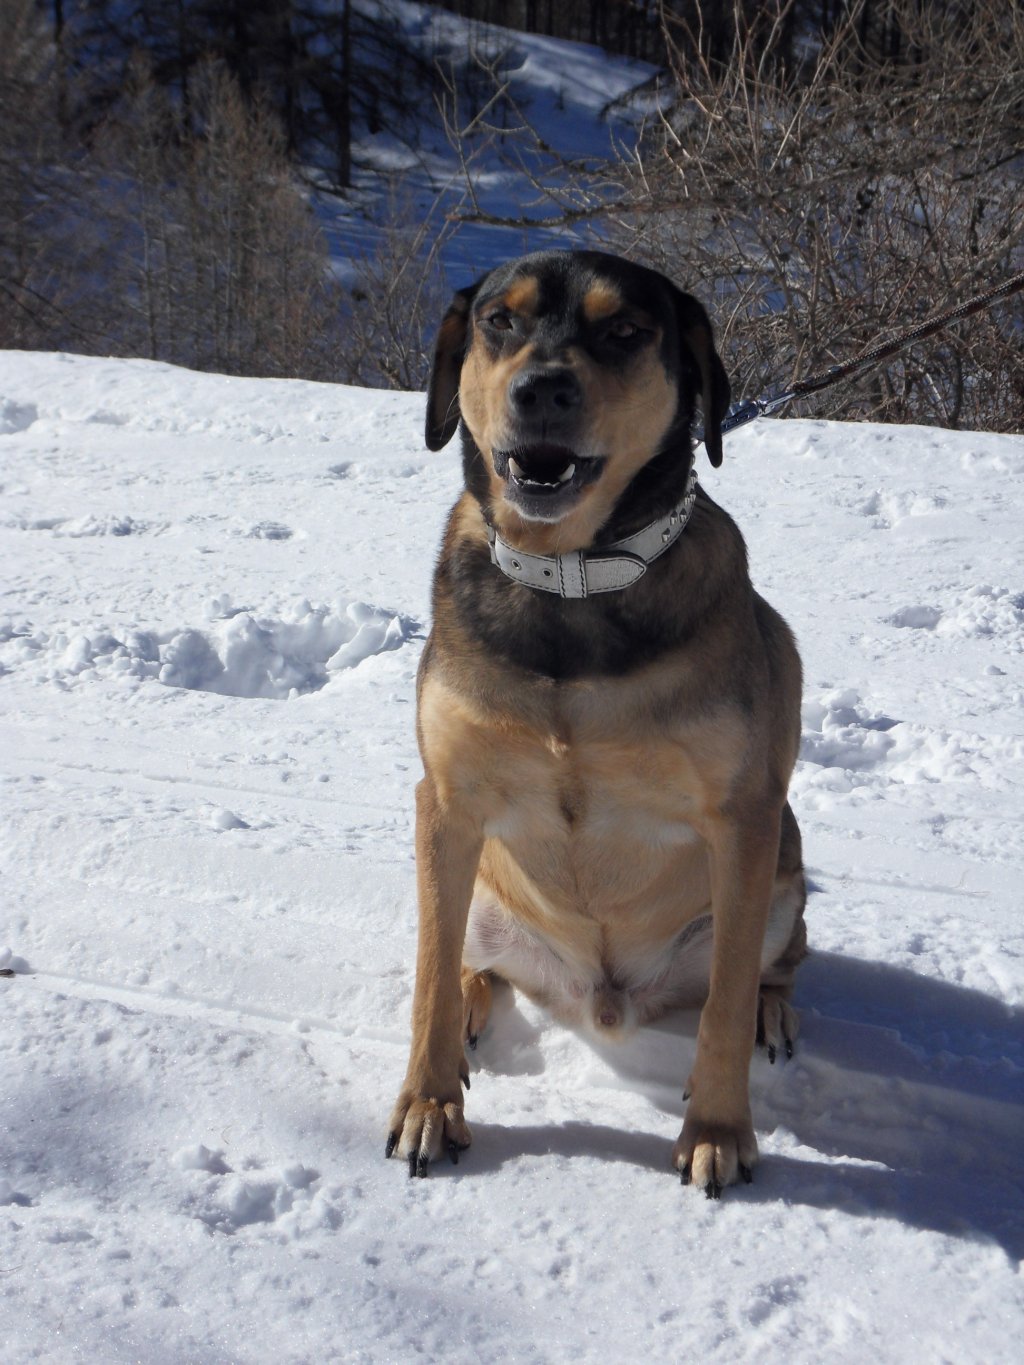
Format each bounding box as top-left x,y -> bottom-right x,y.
493,444 -> 601,520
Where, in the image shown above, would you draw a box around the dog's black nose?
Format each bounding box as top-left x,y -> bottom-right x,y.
509,368 -> 581,417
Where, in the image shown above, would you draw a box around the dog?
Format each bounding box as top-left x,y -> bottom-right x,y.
385,250 -> 807,1197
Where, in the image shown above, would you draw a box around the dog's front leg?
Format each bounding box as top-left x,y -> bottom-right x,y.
387,777 -> 483,1177
673,800 -> 783,1197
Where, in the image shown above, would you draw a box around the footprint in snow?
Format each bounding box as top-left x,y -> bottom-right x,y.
236,521 -> 292,540
175,1147 -> 339,1236
0,398 -> 38,434
0,1178 -> 32,1207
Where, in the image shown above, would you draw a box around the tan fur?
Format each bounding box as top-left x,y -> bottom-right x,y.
460,333 -> 680,557
501,276 -> 540,314
581,282 -> 624,321
388,257 -> 806,1194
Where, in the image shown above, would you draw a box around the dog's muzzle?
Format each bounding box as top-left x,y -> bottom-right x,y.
493,444 -> 602,521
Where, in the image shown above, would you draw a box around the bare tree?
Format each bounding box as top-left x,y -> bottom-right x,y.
0,0 -> 67,347
82,58 -> 344,379
610,0 -> 1024,430
337,183 -> 455,391
436,0 -> 1023,431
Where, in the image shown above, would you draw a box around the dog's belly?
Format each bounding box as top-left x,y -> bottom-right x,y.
464,866 -> 802,1037
426,678 -> 801,1035
465,784 -> 701,1033
465,789 -> 801,1036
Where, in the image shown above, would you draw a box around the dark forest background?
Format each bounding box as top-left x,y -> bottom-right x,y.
2,0 -> 1021,430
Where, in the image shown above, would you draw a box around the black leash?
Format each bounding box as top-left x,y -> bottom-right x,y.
714,267 -> 1024,441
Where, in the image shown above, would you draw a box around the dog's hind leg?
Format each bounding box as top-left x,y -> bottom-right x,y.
757,907 -> 806,1062
757,985 -> 800,1063
462,967 -> 494,1050
756,803 -> 808,1064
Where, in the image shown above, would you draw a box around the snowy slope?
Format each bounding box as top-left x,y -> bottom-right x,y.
1,350 -> 1023,1363
326,0 -> 656,281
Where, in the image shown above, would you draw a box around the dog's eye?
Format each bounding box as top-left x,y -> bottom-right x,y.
606,318 -> 640,341
484,311 -> 514,332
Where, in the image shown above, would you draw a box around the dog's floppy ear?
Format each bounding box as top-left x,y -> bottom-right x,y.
673,289 -> 731,468
425,282 -> 481,451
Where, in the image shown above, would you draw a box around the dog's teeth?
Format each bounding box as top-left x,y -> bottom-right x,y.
508,457 -> 575,488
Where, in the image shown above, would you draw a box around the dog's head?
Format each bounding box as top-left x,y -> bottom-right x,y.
425,250 -> 729,545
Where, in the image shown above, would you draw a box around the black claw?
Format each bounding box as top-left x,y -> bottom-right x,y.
416,1153 -> 429,1178
755,1014 -> 765,1047
447,1140 -> 460,1165
739,1163 -> 754,1184
467,1033 -> 478,1050
679,1163 -> 691,1186
785,1037 -> 794,1060
767,1043 -> 777,1065
705,1180 -> 722,1201
407,1152 -> 418,1179
460,1071 -> 470,1090
385,1131 -> 398,1160
682,1088 -> 691,1102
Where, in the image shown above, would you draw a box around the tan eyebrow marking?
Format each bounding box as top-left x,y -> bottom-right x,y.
582,282 -> 625,321
501,276 -> 540,314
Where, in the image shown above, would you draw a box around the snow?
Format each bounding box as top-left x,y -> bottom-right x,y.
325,0 -> 657,281
10,597 -> 416,700
1,349 -> 1023,1361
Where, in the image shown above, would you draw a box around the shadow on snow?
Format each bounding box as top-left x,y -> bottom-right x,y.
463,950 -> 1024,1259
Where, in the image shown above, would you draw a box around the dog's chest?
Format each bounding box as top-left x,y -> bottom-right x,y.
421,669 -> 740,911
487,727 -> 700,845
476,711 -> 718,919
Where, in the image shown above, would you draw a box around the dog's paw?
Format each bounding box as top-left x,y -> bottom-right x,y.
386,1085 -> 472,1178
672,1108 -> 758,1199
461,968 -> 493,1051
756,987 -> 799,1064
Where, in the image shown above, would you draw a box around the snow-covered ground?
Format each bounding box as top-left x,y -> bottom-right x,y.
2,350 -> 1022,1362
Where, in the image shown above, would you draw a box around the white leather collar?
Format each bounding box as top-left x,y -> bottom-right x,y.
486,469 -> 698,599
